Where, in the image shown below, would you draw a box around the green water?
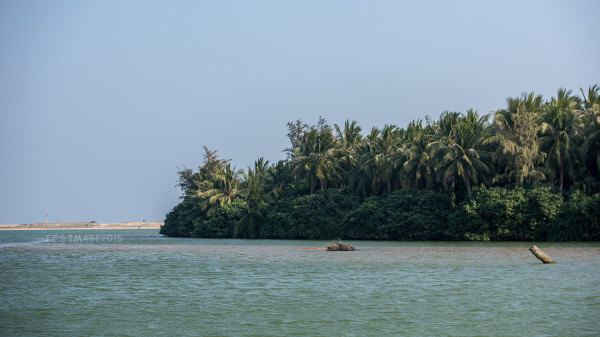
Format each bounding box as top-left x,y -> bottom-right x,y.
0,230 -> 599,336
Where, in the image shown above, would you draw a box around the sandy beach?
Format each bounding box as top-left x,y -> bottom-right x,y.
0,222 -> 162,230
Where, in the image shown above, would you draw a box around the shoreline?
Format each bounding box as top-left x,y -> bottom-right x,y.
0,222 -> 162,231
0,227 -> 161,231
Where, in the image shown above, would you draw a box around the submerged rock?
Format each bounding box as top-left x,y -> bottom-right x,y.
326,242 -> 355,251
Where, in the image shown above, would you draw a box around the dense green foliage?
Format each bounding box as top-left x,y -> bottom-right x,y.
261,189 -> 359,239
344,189 -> 456,240
549,192 -> 600,241
451,187 -> 564,241
161,86 -> 600,241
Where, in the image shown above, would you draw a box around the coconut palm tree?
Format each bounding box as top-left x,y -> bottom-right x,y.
539,89 -> 581,193
435,111 -> 461,139
372,125 -> 404,192
350,128 -> 380,197
268,160 -> 294,198
487,92 -> 545,186
243,158 -> 271,203
237,158 -> 272,237
334,120 -> 363,177
402,121 -> 434,189
580,85 -> 600,175
198,163 -> 242,214
335,120 -> 363,151
243,158 -> 272,208
581,85 -> 600,112
431,109 -> 490,197
292,126 -> 341,193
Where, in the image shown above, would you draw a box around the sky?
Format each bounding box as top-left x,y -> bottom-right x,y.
1,0 -> 599,224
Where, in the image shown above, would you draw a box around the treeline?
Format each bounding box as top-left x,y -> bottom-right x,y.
161,86 -> 600,241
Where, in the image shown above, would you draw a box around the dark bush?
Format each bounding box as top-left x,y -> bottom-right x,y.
344,189 -> 456,240
450,187 -> 563,241
161,187 -> 600,241
261,188 -> 360,239
192,202 -> 245,238
549,192 -> 600,241
160,197 -> 206,237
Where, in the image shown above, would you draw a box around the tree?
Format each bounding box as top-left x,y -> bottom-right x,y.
431,110 -> 490,197
176,147 -> 224,197
372,125 -> 404,192
351,128 -> 380,198
269,160 -> 294,198
176,167 -> 198,197
292,119 -> 341,193
334,120 -> 362,183
237,158 -> 272,237
161,84 -> 600,242
242,158 -> 271,211
285,120 -> 309,159
402,120 -> 434,189
580,85 -> 600,175
197,163 -> 242,214
488,92 -> 545,186
539,89 -> 581,193
580,84 -> 600,112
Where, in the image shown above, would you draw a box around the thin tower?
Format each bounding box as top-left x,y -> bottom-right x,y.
45,210 -> 48,225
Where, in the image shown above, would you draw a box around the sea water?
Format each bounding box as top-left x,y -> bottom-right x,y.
0,229 -> 599,336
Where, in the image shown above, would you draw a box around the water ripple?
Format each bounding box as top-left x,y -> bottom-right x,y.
0,230 -> 599,336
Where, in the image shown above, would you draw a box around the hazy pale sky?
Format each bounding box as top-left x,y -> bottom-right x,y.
1,0 -> 599,223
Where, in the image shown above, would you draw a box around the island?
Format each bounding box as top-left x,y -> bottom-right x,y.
161,86 -> 600,242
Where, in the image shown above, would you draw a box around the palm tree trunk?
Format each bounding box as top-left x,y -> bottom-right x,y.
465,177 -> 472,198
559,164 -> 564,193
320,179 -> 325,191
387,179 -> 391,192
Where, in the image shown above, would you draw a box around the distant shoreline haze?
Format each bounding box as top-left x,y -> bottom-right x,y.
0,221 -> 162,230
160,86 -> 600,241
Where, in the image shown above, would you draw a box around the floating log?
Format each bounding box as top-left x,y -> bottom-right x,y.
529,245 -> 556,264
326,241 -> 355,251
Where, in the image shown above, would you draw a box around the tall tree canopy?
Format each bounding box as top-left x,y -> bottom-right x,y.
165,85 -> 600,241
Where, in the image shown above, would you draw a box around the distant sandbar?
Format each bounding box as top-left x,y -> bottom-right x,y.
0,222 -> 162,230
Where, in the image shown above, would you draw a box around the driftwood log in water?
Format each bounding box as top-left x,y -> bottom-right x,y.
326,242 -> 355,251
529,245 -> 556,264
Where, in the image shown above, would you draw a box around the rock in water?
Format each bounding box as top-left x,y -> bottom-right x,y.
326,242 -> 355,251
